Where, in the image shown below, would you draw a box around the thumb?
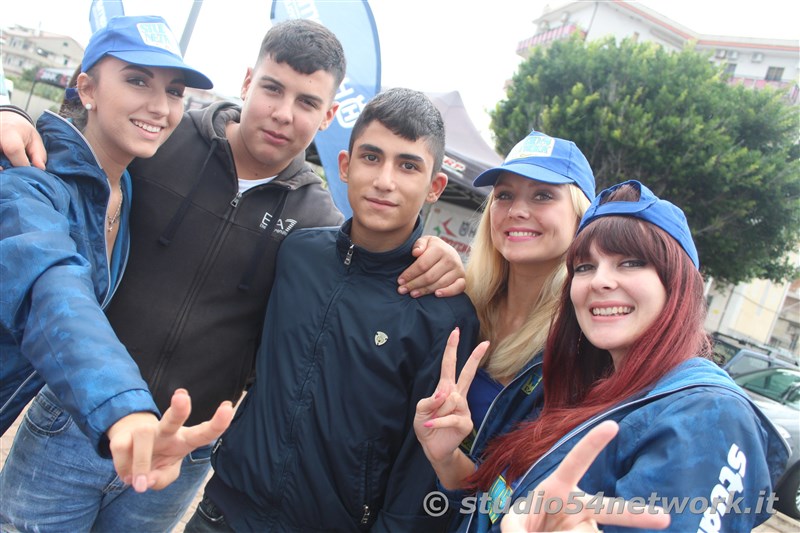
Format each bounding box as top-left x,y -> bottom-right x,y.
412,236 -> 430,257
31,153 -> 47,170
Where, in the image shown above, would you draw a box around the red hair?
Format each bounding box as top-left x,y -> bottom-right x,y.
468,212 -> 711,490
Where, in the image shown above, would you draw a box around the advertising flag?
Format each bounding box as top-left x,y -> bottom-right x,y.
89,0 -> 125,33
271,0 -> 382,218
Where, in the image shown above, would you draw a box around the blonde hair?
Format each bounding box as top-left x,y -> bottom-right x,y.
465,184 -> 590,381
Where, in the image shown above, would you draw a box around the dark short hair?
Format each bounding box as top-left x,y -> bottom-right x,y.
257,19 -> 346,93
348,88 -> 446,176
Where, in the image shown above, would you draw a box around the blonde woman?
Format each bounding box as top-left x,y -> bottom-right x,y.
460,130 -> 594,456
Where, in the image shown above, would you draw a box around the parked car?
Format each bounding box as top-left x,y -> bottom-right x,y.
734,367 -> 800,519
711,332 -> 799,377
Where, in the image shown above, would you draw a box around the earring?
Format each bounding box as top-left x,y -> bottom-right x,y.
85,103 -> 93,111
576,330 -> 583,355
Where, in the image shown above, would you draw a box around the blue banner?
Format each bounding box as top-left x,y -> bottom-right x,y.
270,0 -> 382,219
89,0 -> 125,33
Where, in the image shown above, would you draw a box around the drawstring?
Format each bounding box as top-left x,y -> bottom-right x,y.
237,189 -> 289,291
159,138 -> 219,246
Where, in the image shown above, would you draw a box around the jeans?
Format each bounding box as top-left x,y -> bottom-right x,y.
0,386 -> 213,533
183,496 -> 235,533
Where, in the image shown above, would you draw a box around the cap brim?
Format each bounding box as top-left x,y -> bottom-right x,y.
473,162 -> 575,188
108,50 -> 213,90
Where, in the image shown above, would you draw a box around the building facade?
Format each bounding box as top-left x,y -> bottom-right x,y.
1,25 -> 83,78
518,0 -> 799,104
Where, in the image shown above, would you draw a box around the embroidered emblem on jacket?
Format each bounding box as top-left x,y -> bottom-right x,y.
274,218 -> 298,235
374,332 -> 388,346
259,210 -> 298,235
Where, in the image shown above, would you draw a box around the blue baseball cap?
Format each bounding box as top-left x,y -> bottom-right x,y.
578,180 -> 699,268
473,130 -> 596,201
81,15 -> 213,89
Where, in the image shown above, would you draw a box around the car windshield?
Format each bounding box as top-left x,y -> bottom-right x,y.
735,369 -> 800,410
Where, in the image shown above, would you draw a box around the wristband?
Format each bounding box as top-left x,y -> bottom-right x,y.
0,105 -> 34,126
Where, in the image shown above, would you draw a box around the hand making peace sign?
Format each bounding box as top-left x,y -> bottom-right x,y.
414,327 -> 489,466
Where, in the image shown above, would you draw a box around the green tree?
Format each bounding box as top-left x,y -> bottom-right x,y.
491,36 -> 800,284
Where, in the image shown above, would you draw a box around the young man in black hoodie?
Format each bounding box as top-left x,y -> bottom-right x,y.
186,87 -> 480,533
0,20 -> 465,532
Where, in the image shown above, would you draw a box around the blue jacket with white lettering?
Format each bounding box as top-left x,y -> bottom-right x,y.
207,218 -> 480,532
452,357 -> 790,533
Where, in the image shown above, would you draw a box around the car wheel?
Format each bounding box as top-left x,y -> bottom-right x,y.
776,465 -> 800,519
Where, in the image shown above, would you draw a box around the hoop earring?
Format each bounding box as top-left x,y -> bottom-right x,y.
85,103 -> 93,111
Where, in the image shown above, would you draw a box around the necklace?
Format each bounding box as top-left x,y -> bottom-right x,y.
107,188 -> 123,233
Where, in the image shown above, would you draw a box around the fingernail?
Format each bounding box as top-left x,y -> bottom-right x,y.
398,278 -> 406,285
134,475 -> 148,492
424,421 -> 433,428
410,290 -> 420,298
398,286 -> 408,295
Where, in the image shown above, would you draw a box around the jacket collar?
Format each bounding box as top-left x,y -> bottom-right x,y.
37,110 -> 105,185
335,216 -> 423,275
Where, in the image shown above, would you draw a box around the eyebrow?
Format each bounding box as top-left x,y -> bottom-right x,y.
357,143 -> 426,164
122,64 -> 186,85
259,75 -> 325,106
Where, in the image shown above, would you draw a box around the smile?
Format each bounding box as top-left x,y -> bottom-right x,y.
591,306 -> 633,316
132,120 -> 162,133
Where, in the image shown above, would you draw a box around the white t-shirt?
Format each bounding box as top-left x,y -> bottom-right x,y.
238,176 -> 276,194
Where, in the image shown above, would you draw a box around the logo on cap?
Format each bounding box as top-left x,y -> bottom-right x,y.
505,135 -> 555,162
136,22 -> 182,56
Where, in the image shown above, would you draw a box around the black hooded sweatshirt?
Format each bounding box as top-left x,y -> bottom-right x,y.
104,101 -> 343,424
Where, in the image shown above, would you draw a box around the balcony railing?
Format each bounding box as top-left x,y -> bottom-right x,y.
517,24 -> 584,56
728,76 -> 799,104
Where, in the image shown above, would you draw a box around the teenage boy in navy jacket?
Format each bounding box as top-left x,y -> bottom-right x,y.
185,88 -> 480,532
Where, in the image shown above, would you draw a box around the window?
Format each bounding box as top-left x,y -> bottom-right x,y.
724,63 -> 737,76
766,66 -> 784,81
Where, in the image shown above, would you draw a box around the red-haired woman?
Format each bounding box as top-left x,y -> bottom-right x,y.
415,181 -> 789,532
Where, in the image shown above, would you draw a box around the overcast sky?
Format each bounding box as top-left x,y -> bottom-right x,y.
3,0 -> 798,144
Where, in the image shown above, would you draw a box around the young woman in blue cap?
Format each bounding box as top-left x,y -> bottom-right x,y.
416,180 -> 788,532
0,15 -> 232,532
439,130 -> 595,461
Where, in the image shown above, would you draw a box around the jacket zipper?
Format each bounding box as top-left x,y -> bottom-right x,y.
160,183 -> 289,355
361,442 -> 373,526
344,243 -> 355,266
160,194 -> 240,355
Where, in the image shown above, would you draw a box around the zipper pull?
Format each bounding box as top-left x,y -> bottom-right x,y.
230,192 -> 242,208
344,244 -> 354,266
360,505 -> 371,525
